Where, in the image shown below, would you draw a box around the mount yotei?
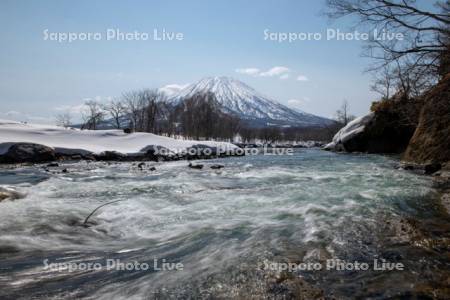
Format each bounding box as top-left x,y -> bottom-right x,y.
161,77 -> 333,128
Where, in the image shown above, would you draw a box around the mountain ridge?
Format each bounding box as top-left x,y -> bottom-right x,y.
161,76 -> 333,128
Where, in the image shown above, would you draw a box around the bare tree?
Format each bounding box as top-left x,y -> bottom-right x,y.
121,89 -> 167,133
104,99 -> 125,129
81,100 -> 105,130
55,112 -> 72,128
140,89 -> 160,133
326,0 -> 450,96
176,92 -> 241,140
336,100 -> 356,126
122,91 -> 142,131
371,64 -> 394,100
258,127 -> 282,144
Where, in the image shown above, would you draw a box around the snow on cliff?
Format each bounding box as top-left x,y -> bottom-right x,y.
0,119 -> 238,155
324,113 -> 374,151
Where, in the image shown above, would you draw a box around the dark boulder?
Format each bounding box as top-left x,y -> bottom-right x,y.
94,151 -> 126,161
424,163 -> 442,175
210,164 -> 224,169
54,148 -> 95,161
140,145 -> 173,161
188,163 -> 203,169
0,143 -> 56,163
186,144 -> 218,159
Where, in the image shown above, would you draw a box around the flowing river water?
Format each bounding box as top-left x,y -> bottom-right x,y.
0,149 -> 449,299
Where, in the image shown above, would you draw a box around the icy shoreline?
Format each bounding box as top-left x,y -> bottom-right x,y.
0,119 -> 240,163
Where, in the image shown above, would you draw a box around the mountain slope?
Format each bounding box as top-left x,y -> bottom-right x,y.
164,76 -> 333,127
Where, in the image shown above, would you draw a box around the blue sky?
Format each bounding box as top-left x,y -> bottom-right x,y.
0,0 -> 389,123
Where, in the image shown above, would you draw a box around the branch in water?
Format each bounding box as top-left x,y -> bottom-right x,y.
83,199 -> 124,226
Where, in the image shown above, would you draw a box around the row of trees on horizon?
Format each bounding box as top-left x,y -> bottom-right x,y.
55,91 -> 352,143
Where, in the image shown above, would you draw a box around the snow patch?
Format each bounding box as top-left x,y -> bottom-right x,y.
0,119 -> 238,155
324,113 -> 374,151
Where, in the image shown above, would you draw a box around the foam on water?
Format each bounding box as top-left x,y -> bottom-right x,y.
0,149 -> 445,299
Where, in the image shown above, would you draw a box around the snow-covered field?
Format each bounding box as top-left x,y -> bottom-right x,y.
0,119 -> 238,155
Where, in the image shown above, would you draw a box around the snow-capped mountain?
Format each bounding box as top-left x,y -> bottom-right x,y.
164,76 -> 333,127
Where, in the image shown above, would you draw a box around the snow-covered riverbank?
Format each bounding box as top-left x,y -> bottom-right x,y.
0,119 -> 239,162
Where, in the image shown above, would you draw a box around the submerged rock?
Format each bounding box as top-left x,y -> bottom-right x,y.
210,164 -> 224,169
0,187 -> 26,202
0,143 -> 56,163
188,163 -> 204,169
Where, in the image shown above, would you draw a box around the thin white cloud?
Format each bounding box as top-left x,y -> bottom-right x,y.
159,83 -> 189,97
259,66 -> 290,77
235,68 -> 261,76
287,99 -> 303,106
296,75 -> 309,81
236,66 -> 299,80
54,104 -> 88,116
4,110 -> 21,116
287,97 -> 311,107
82,96 -> 112,103
164,83 -> 189,90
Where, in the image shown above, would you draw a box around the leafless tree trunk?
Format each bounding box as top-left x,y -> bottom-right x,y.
55,113 -> 72,128
336,100 -> 356,126
122,91 -> 141,131
81,100 -> 105,130
104,99 -> 125,129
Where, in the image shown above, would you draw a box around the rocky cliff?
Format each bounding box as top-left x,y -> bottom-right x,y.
325,94 -> 422,154
325,74 -> 450,165
403,74 -> 450,164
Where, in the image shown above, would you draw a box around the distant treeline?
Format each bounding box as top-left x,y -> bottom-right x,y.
57,91 -> 346,142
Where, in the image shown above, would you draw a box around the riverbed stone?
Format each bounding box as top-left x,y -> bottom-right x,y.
94,151 -> 126,161
0,187 -> 26,202
0,143 -> 56,163
210,164 -> 224,169
424,163 -> 442,175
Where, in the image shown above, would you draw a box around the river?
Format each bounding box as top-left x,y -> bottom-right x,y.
1,149 -> 449,299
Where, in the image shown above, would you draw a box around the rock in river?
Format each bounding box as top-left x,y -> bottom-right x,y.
0,143 -> 56,163
188,163 -> 204,169
0,187 -> 26,202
